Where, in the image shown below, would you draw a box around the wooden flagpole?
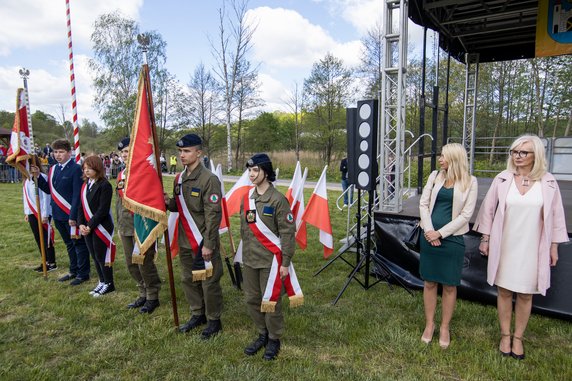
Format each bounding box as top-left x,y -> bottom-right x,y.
19,70 -> 48,279
139,35 -> 179,327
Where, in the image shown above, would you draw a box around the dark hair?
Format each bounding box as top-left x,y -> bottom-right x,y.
28,155 -> 45,174
82,155 -> 106,182
258,162 -> 276,182
51,139 -> 72,151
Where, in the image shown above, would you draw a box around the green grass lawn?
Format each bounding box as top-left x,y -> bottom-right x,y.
1,180 -> 571,381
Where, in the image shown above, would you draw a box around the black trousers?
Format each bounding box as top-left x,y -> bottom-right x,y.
85,233 -> 114,285
27,214 -> 56,264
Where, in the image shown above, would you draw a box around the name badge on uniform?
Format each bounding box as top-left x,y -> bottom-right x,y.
174,184 -> 181,195
246,209 -> 256,224
191,187 -> 201,197
116,180 -> 125,190
263,206 -> 274,217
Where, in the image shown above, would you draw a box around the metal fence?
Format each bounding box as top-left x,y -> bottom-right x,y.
0,163 -> 22,183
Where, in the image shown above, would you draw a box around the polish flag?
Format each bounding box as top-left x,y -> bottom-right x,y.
302,166 -> 334,258
291,167 -> 308,249
224,168 -> 253,216
215,164 -> 230,234
285,161 -> 301,204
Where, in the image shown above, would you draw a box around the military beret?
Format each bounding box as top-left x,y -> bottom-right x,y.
246,153 -> 272,167
117,137 -> 130,150
176,134 -> 202,148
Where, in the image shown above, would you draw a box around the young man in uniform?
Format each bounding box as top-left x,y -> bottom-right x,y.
116,137 -> 162,313
240,153 -> 297,360
31,139 -> 90,285
165,134 -> 224,340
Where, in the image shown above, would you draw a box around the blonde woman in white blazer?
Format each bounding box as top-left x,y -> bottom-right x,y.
418,143 -> 478,349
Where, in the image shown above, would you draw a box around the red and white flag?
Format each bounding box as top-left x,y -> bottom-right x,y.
6,88 -> 31,178
301,166 -> 333,258
215,164 -> 231,234
289,165 -> 308,249
224,168 -> 253,217
285,161 -> 301,204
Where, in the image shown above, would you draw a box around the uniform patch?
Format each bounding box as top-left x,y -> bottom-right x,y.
263,206 -> 274,217
246,209 -> 256,223
286,213 -> 294,223
174,184 -> 181,195
209,194 -> 219,203
116,179 -> 125,190
191,187 -> 201,197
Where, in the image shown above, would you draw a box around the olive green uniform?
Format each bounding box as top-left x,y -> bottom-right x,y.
116,172 -> 161,300
240,185 -> 296,340
168,164 -> 223,320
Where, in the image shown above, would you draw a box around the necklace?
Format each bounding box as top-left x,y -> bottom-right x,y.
516,173 -> 530,187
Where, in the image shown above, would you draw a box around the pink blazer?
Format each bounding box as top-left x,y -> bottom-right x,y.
473,170 -> 568,295
419,170 -> 478,238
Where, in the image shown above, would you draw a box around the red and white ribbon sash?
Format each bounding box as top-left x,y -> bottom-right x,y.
170,169 -> 212,276
23,179 -> 54,247
116,169 -> 125,199
49,165 -> 80,238
81,183 -> 116,265
244,188 -> 303,311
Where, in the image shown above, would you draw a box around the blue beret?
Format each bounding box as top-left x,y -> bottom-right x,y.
176,134 -> 202,148
117,137 -> 130,150
246,153 -> 272,167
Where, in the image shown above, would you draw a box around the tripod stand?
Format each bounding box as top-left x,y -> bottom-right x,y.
314,188 -> 413,304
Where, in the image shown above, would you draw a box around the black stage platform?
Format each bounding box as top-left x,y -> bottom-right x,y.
374,177 -> 572,320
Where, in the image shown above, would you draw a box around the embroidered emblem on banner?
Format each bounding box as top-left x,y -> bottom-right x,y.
209,194 -> 219,203
191,187 -> 201,197
246,209 -> 256,223
286,212 -> 294,223
263,206 -> 274,217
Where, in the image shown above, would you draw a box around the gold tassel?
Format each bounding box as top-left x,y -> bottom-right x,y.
192,270 -> 207,282
205,266 -> 213,278
131,253 -> 145,265
289,294 -> 304,308
260,301 -> 277,313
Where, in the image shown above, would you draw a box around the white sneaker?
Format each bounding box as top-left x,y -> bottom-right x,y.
89,282 -> 104,295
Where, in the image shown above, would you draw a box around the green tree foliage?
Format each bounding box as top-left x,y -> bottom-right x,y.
303,53 -> 354,166
89,13 -> 168,136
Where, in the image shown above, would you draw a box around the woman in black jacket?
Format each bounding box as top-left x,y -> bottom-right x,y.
78,155 -> 116,297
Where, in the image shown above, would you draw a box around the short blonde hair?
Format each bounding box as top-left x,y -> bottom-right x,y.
506,134 -> 547,181
440,143 -> 471,192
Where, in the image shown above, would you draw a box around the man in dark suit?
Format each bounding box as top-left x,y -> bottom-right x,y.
31,139 -> 90,285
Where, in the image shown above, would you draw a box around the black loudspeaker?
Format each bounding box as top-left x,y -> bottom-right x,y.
346,107 -> 357,185
354,99 -> 378,191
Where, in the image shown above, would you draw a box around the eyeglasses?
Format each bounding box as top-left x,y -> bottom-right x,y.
509,150 -> 532,158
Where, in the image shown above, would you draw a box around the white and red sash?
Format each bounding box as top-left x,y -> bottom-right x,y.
244,188 -> 303,312
81,183 -> 116,266
116,169 -> 125,199
49,165 -> 80,238
168,168 -> 212,280
23,178 -> 54,247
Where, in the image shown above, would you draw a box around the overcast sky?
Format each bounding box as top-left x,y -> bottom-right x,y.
0,0 -> 429,127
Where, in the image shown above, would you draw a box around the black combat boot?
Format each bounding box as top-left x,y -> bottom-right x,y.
244,332 -> 268,356
139,299 -> 160,314
178,314 -> 207,333
200,319 -> 222,340
263,338 -> 281,360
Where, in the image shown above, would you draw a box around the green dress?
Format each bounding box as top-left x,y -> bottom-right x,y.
419,186 -> 465,286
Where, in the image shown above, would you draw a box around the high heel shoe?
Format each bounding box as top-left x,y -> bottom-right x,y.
438,329 -> 450,349
421,326 -> 434,344
499,333 -> 511,357
510,336 -> 525,360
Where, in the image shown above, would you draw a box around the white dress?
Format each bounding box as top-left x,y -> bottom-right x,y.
496,181 -> 543,294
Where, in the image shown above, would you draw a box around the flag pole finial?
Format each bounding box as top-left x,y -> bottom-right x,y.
137,33 -> 150,65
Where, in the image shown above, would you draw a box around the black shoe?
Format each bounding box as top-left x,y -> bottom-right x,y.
140,299 -> 160,314
70,277 -> 89,286
33,264 -> 43,272
263,338 -> 281,360
47,263 -> 57,272
200,320 -> 222,340
127,297 -> 147,309
178,314 -> 207,333
244,332 -> 268,356
58,273 -> 76,282
93,283 -> 115,297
